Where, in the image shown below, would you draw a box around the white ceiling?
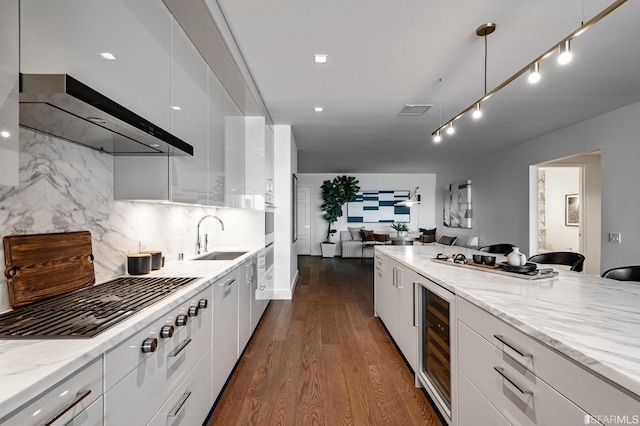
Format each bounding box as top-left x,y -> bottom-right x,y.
214,0 -> 640,173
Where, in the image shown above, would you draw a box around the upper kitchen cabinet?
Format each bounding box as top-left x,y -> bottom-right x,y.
169,18 -> 208,204
224,93 -> 245,208
208,69 -> 225,206
0,0 -> 19,187
20,0 -> 172,129
244,117 -> 265,211
265,126 -> 275,203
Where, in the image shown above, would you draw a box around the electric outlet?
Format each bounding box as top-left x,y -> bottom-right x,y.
608,233 -> 621,243
139,240 -> 149,252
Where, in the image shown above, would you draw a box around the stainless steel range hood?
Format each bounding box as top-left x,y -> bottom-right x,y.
19,74 -> 193,156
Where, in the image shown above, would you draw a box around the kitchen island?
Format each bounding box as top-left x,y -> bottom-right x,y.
0,246 -> 266,424
376,245 -> 640,425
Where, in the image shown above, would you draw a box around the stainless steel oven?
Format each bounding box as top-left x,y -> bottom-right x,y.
415,278 -> 457,425
265,205 -> 274,246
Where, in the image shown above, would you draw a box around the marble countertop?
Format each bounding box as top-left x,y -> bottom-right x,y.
377,245 -> 640,398
0,246 -> 263,420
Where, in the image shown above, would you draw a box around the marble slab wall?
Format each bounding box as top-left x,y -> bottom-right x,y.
0,130 -> 220,312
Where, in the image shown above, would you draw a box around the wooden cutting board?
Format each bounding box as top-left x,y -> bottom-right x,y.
3,231 -> 95,308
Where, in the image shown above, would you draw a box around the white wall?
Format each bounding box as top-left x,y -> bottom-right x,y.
542,168 -> 580,252
436,100 -> 640,273
297,173 -> 437,256
273,125 -> 298,298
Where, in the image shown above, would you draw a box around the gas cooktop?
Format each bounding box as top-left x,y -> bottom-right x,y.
0,276 -> 200,338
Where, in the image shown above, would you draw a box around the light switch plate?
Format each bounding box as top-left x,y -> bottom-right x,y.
609,233 -> 621,243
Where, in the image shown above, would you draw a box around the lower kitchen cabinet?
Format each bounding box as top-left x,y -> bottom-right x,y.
213,268 -> 240,400
0,357 -> 103,426
251,268 -> 269,333
238,259 -> 255,356
148,348 -> 213,426
458,373 -> 510,426
104,285 -> 213,425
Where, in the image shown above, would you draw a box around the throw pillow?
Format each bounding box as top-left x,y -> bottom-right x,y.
373,233 -> 388,243
348,227 -> 364,241
438,235 -> 457,245
361,230 -> 375,241
421,234 -> 436,243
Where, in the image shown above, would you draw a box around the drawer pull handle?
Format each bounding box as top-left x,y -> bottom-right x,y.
494,367 -> 533,395
493,334 -> 532,358
168,391 -> 192,417
43,389 -> 92,426
169,338 -> 192,358
220,278 -> 236,287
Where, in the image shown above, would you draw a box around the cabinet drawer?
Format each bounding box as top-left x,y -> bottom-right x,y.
458,372 -> 510,426
1,357 -> 102,426
459,321 -> 593,426
458,297 -> 640,419
64,395 -> 104,426
148,348 -> 213,426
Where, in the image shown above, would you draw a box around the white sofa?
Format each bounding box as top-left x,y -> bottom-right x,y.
340,230 -> 390,258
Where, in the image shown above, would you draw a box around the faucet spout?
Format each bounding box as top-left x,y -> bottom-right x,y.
196,215 -> 225,255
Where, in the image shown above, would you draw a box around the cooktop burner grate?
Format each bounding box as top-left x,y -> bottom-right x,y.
0,276 -> 200,338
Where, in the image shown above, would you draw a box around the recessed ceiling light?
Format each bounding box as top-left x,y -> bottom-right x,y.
170,106 -> 182,111
100,52 -> 116,60
87,117 -> 107,124
314,107 -> 323,112
314,54 -> 327,64
149,143 -> 160,148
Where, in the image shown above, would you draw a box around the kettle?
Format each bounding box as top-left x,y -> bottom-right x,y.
507,247 -> 527,267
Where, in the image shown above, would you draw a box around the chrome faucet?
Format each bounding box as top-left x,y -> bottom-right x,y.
196,215 -> 224,254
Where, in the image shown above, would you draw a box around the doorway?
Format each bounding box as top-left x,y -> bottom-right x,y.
530,151 -> 601,274
296,185 -> 312,255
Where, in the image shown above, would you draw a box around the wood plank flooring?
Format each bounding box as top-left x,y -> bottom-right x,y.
206,256 -> 442,426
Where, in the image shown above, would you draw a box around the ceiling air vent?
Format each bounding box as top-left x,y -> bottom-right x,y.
399,104 -> 433,116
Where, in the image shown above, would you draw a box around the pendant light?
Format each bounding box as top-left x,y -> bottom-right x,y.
528,62 -> 541,83
446,122 -> 455,135
433,130 -> 442,143
472,103 -> 482,119
558,40 -> 573,65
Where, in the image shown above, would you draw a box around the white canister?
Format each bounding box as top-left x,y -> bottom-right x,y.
507,247 -> 527,266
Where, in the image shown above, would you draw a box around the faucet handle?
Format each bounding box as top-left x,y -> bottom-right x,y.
204,234 -> 208,253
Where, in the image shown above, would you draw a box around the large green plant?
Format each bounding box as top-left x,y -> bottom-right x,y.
321,175 -> 360,242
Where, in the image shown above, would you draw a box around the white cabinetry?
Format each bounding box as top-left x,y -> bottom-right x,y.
238,260 -> 252,355
104,285 -> 213,425
20,0 -> 172,129
0,357 -> 103,426
208,69 -> 226,206
457,297 -> 640,425
170,18 -> 208,205
224,93 -> 245,208
265,126 -> 275,201
373,253 -> 418,371
0,0 -> 19,187
244,117 -> 266,210
213,268 -> 240,399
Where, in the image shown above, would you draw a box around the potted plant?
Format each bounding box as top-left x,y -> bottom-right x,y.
391,221 -> 409,237
320,175 -> 360,257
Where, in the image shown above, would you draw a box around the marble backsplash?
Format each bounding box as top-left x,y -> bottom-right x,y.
0,129 -> 221,312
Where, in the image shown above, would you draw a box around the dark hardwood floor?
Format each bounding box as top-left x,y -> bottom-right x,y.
206,256 -> 442,425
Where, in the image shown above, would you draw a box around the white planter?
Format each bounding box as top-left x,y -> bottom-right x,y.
321,243 -> 336,258
397,231 -> 408,237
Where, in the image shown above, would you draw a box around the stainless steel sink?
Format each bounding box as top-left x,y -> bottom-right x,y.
194,251 -> 247,261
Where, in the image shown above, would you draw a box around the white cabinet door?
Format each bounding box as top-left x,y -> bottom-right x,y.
170,18 -> 208,204
244,116 -> 266,210
208,69 -> 226,206
265,126 -> 275,199
396,267 -> 419,372
458,373 -> 510,426
20,0 -> 172,129
0,0 -> 19,187
213,268 -> 239,399
238,261 -> 251,356
384,260 -> 400,339
224,93 -> 245,208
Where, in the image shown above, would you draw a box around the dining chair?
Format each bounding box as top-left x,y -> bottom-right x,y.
528,252 -> 585,272
602,265 -> 640,282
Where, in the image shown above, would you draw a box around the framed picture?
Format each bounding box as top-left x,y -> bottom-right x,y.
443,180 -> 472,228
292,173 -> 298,242
565,194 -> 579,226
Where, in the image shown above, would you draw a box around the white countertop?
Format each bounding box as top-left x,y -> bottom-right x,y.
377,245 -> 640,398
0,246 -> 263,419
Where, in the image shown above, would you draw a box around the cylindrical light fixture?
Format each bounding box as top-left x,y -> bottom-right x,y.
433,130 -> 442,143
557,40 -> 573,65
528,62 -> 541,84
472,103 -> 482,119
446,122 -> 455,135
